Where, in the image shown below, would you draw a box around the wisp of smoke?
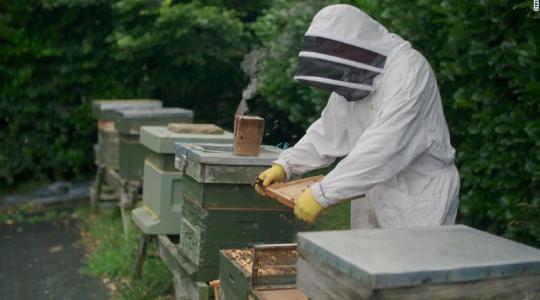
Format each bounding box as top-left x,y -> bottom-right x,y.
235,49 -> 266,115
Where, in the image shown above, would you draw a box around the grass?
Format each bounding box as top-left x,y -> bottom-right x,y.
75,201 -> 350,300
0,180 -> 44,199
312,201 -> 351,231
77,206 -> 173,300
1,177 -> 351,300
0,180 -> 77,224
0,202 -> 74,224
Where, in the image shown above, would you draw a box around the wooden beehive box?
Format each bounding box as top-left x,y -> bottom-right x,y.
174,143 -> 295,282
263,176 -> 324,208
297,225 -> 540,300
111,107 -> 193,181
91,99 -> 162,169
220,246 -> 306,300
92,99 -> 162,120
219,249 -> 253,300
132,125 -> 233,235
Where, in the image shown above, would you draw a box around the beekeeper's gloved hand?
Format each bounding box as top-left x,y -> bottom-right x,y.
294,188 -> 323,223
254,164 -> 286,196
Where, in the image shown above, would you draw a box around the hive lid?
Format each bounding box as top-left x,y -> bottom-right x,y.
140,126 -> 233,154
91,99 -> 162,120
174,142 -> 281,166
112,107 -> 194,134
297,225 -> 540,290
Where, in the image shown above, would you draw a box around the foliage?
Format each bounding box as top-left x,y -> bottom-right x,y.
253,0 -> 539,245
80,207 -> 172,299
311,202 -> 350,231
109,0 -> 247,123
250,0 -> 339,132
0,201 -> 73,224
0,0 -> 120,184
1,0 -> 538,247
0,0 -> 264,186
366,0 -> 540,245
249,0 -> 375,145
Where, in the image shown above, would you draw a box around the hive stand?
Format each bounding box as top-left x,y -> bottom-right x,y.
131,125 -> 233,278
90,99 -> 163,212
93,107 -> 193,234
157,235 -> 212,300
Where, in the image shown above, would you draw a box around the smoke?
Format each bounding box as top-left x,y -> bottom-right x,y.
235,49 -> 266,115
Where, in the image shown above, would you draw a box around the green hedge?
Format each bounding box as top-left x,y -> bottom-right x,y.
252,0 -> 539,245
0,0 -> 264,185
1,0 -> 538,246
369,0 -> 540,246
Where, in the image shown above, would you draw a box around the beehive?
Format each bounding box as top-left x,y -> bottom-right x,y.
91,99 -> 162,169
297,225 -> 540,300
219,246 -> 302,300
174,143 -> 295,282
132,125 -> 233,235
111,108 -> 193,181
158,235 -> 211,300
91,99 -> 163,120
219,249 -> 253,300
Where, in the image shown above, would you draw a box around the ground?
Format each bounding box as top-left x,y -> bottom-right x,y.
0,190 -> 350,300
0,203 -> 107,300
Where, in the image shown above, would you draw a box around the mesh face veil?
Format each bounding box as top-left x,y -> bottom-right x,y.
293,6 -> 397,101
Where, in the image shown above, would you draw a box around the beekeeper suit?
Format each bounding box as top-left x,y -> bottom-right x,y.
256,4 -> 460,228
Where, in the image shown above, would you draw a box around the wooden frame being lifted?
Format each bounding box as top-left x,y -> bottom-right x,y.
262,176 -> 325,208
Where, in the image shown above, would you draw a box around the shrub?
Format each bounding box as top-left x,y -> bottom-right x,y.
367,0 -> 540,245
0,0 -> 263,185
252,0 -> 539,245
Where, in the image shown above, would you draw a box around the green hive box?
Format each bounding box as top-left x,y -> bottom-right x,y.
132,125 -> 234,235
112,108 -> 193,181
92,99 -> 163,169
174,143 -> 295,282
219,250 -> 251,300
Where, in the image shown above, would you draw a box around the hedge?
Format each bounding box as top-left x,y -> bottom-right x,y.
0,0 -> 264,185
1,0 -> 538,246
251,0 -> 540,246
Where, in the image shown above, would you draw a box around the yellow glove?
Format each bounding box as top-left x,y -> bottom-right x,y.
294,188 -> 323,223
254,164 -> 286,195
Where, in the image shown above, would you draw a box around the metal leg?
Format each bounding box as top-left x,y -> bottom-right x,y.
119,180 -> 140,235
120,203 -> 131,236
133,234 -> 152,279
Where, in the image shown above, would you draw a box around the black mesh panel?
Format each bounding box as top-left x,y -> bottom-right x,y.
303,36 -> 386,69
295,56 -> 379,86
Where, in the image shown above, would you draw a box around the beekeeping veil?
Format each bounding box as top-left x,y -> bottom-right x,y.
294,5 -> 408,101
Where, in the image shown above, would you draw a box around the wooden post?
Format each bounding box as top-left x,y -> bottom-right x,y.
90,165 -> 104,213
233,115 -> 264,156
133,234 -> 152,279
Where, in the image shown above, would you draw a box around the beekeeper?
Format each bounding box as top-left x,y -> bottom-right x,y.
255,4 -> 460,228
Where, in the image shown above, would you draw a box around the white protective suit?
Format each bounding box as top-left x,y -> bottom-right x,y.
274,4 -> 460,228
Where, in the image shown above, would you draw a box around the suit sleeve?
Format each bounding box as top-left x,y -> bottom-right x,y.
311,59 -> 433,206
274,93 -> 350,178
